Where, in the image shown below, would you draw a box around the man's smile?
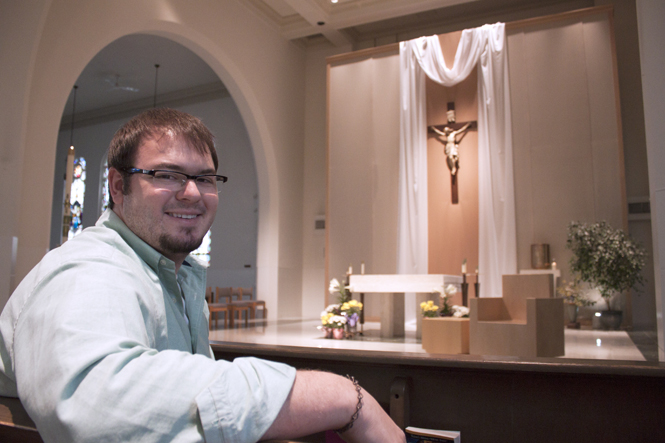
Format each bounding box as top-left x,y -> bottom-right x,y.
167,213 -> 199,220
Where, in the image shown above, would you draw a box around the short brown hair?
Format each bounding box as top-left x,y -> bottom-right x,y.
107,108 -> 218,209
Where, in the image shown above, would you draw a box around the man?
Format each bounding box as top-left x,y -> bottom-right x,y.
0,109 -> 404,443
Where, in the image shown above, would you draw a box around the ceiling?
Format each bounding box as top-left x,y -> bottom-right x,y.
242,0 -> 477,46
63,0 -> 582,125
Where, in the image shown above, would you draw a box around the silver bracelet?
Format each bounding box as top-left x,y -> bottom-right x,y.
335,375 -> 363,434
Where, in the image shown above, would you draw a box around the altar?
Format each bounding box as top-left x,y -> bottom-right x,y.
349,274 -> 463,338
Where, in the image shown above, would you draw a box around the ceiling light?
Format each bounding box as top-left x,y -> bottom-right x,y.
331,0 -> 338,3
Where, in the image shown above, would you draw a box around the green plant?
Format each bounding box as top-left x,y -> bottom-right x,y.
566,221 -> 646,310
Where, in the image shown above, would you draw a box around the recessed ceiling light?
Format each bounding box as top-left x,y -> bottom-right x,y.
331,0 -> 338,3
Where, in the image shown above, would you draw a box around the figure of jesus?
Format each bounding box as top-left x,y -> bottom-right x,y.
431,122 -> 472,177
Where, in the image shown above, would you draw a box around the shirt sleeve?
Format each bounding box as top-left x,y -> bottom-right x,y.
11,258 -> 296,443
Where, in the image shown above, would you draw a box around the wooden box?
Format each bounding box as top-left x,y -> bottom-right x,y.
421,317 -> 470,354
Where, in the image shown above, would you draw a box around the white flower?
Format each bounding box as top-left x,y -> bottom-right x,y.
445,284 -> 457,296
432,286 -> 443,293
325,304 -> 340,313
452,305 -> 469,318
330,315 -> 347,326
329,278 -> 340,294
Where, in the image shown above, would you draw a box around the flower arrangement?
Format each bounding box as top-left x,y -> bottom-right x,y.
421,285 -> 466,318
436,284 -> 458,317
319,279 -> 364,338
566,221 -> 646,310
341,299 -> 362,327
329,278 -> 351,303
556,278 -> 595,307
420,300 -> 439,318
327,315 -> 347,329
451,305 -> 469,318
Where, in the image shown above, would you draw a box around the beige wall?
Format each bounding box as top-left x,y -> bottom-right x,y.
327,50 -> 401,318
300,44 -> 352,319
508,12 -> 625,282
327,9 -> 625,322
0,0 -> 306,319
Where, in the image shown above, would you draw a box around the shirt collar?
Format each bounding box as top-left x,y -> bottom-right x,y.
97,209 -> 183,274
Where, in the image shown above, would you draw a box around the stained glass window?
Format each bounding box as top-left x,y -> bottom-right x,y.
100,161 -> 109,214
191,230 -> 212,264
68,157 -> 86,239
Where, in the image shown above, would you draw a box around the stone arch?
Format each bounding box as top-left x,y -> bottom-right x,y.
15,6 -> 281,310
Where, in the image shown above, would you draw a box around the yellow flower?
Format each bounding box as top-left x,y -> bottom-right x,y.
321,312 -> 334,325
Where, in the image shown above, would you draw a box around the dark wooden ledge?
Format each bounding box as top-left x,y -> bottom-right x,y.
210,340 -> 665,378
0,396 -> 42,442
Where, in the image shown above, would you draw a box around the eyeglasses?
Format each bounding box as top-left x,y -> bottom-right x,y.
123,168 -> 228,194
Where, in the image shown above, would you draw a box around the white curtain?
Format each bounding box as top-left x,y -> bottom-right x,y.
398,23 -> 517,297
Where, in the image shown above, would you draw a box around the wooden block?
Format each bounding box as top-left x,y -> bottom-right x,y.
381,292 -> 405,338
422,317 -> 469,354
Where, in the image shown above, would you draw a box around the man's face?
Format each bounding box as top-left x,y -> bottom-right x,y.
111,132 -> 219,265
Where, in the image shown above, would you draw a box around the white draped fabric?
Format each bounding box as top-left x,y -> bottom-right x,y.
398,23 -> 517,297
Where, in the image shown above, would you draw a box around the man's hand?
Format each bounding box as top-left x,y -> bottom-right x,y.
261,370 -> 405,443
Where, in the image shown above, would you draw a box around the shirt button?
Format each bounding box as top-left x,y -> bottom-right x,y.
159,259 -> 166,266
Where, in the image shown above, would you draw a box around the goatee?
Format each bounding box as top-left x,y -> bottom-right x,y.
158,231 -> 203,255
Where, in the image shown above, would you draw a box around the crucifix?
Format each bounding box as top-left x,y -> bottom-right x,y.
428,102 -> 477,204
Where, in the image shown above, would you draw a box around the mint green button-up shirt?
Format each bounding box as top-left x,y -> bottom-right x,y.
0,210 -> 295,442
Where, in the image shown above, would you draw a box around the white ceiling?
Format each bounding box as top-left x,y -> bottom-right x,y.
63,0 -> 579,123
243,0 -> 476,46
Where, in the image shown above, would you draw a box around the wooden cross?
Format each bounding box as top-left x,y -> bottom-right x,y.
428,120 -> 477,204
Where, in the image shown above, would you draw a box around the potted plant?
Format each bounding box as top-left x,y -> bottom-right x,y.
319,279 -> 364,339
556,278 -> 594,325
328,315 -> 347,339
566,221 -> 646,329
340,299 -> 363,333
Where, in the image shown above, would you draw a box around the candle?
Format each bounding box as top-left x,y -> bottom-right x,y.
462,259 -> 467,274
361,262 -> 365,275
551,260 -> 557,270
348,264 -> 353,275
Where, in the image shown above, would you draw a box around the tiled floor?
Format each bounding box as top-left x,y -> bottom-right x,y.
209,318 -> 657,362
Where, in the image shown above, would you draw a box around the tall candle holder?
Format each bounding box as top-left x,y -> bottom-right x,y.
461,273 -> 469,307
474,276 -> 480,298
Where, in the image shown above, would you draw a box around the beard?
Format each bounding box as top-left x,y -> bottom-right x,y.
158,229 -> 204,256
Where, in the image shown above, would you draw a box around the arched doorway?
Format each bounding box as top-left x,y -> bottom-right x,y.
51,34 -> 260,291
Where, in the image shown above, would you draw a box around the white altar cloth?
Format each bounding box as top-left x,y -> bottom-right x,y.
349,274 -> 462,338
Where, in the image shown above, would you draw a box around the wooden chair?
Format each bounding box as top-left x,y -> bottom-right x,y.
221,287 -> 248,328
228,302 -> 250,328
469,274 -> 564,358
216,286 -> 233,303
207,287 -> 231,330
231,287 -> 244,301
239,287 -> 267,324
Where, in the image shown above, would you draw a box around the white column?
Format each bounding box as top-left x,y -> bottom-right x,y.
637,0 -> 665,359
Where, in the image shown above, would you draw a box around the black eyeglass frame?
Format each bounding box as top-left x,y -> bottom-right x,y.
122,167 -> 228,192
